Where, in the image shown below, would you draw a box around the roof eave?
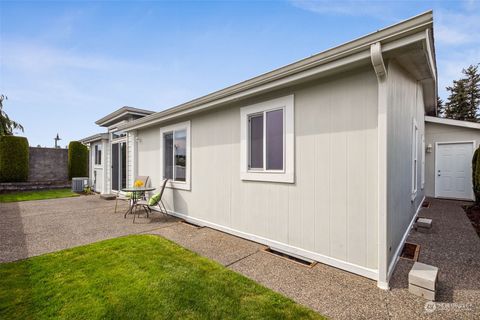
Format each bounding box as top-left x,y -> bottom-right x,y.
425,116 -> 480,129
95,107 -> 155,127
119,11 -> 434,132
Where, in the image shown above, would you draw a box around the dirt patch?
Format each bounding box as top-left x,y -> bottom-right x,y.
463,205 -> 480,237
400,242 -> 420,261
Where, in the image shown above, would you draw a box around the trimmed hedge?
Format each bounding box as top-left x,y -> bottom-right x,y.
68,141 -> 88,179
0,136 -> 29,182
473,146 -> 480,204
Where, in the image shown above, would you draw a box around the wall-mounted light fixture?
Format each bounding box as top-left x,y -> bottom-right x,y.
426,144 -> 433,153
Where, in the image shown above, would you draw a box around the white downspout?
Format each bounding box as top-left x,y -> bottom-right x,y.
371,42 -> 389,290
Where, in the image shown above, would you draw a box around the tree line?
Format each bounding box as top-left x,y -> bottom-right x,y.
438,64 -> 480,122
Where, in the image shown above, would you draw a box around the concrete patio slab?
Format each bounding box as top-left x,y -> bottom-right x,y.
0,195 -> 179,262
147,222 -> 265,266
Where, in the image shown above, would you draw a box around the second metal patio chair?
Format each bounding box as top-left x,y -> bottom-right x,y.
133,178 -> 169,222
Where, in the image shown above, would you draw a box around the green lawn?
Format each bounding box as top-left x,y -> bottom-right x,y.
0,188 -> 79,203
0,235 -> 325,319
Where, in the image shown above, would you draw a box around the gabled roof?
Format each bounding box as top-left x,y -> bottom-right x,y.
79,133 -> 109,144
95,106 -> 155,127
118,11 -> 436,132
425,116 -> 480,129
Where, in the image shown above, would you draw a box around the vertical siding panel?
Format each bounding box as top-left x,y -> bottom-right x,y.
346,81 -> 367,266
313,92 -> 331,256
297,97 -> 316,251
288,136 -> 302,247
366,82 -> 379,269
329,82 -> 348,261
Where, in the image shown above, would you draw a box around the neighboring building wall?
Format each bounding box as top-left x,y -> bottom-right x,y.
386,60 -> 425,270
28,147 -> 68,181
137,67 -> 380,274
425,122 -> 480,198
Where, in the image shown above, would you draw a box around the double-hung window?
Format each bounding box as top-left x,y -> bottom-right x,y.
240,95 -> 294,183
411,118 -> 418,200
160,121 -> 191,190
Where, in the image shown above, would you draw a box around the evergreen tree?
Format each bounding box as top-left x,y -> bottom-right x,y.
0,95 -> 24,136
443,64 -> 480,122
444,79 -> 473,121
463,64 -> 480,120
437,96 -> 445,117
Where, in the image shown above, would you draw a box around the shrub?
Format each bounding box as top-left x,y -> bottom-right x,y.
68,141 -> 88,180
0,136 -> 29,182
473,147 -> 480,204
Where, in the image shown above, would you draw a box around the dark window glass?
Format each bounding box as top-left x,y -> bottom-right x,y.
112,131 -> 126,139
164,132 -> 174,179
94,145 -> 102,165
174,130 -> 186,182
249,114 -> 264,169
266,109 -> 283,170
111,143 -> 119,191
121,142 -> 127,189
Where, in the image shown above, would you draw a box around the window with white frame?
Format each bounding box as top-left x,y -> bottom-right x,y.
240,95 -> 294,183
411,119 -> 418,200
94,144 -> 102,165
160,121 -> 191,190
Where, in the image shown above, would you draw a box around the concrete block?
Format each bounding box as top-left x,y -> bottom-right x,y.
409,283 -> 435,300
100,194 -> 117,200
409,262 -> 438,291
417,218 -> 432,229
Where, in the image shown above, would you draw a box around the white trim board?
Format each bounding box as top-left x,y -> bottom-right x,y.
385,195 -> 425,286
163,209 -> 379,281
434,140 -> 476,201
425,116 -> 480,130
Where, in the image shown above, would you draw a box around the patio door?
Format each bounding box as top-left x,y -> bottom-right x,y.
112,141 -> 127,192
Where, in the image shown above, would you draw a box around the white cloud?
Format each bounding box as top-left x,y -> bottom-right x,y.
0,41 -> 149,73
434,10 -> 480,46
289,0 -> 397,20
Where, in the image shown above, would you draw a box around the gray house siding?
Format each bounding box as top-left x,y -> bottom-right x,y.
136,67 -> 380,275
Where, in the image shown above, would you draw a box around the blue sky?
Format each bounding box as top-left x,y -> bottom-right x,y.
1,0 -> 479,147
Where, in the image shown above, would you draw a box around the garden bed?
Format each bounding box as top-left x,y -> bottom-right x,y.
463,205 -> 480,237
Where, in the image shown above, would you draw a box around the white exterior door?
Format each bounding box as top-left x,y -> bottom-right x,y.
94,169 -> 104,193
436,142 -> 474,200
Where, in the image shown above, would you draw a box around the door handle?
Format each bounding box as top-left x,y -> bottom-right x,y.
437,170 -> 441,176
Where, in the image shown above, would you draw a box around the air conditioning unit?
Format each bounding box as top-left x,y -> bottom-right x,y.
72,177 -> 89,192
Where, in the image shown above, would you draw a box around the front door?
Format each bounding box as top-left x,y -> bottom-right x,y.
436,142 -> 474,200
111,142 -> 127,192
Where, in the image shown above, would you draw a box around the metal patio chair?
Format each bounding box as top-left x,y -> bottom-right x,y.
133,178 -> 169,222
115,176 -> 150,213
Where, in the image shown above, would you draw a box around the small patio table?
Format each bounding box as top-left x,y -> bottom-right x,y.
121,187 -> 156,219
